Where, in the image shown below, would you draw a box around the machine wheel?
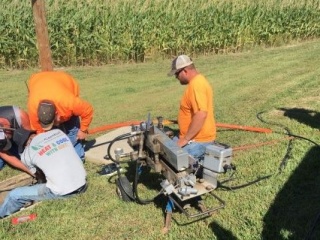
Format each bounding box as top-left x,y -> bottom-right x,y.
115,176 -> 134,202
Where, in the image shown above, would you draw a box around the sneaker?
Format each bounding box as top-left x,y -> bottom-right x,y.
98,163 -> 123,177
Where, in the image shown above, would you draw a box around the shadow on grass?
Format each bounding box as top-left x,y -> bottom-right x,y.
107,161 -> 214,226
209,221 -> 237,240
278,107 -> 320,129
262,146 -> 320,240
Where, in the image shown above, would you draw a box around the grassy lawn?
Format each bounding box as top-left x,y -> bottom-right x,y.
0,39 -> 320,239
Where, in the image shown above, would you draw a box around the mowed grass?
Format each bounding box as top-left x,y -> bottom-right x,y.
0,40 -> 320,239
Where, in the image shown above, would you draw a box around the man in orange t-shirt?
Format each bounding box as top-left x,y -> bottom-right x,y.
168,55 -> 216,161
27,71 -> 94,161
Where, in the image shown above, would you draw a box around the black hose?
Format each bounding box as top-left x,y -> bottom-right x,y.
132,159 -> 163,205
132,159 -> 154,204
107,131 -> 163,204
218,110 -> 319,191
218,174 -> 273,191
257,110 -> 320,239
106,132 -> 133,164
257,111 -> 320,171
284,132 -> 320,147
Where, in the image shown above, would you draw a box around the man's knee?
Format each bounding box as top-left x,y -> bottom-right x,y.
7,188 -> 23,202
186,144 -> 206,159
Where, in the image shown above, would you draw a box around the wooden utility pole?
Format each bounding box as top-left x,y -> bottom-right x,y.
0,1 -> 53,203
31,0 -> 53,71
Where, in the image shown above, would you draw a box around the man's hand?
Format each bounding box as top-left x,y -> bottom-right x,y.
77,130 -> 87,140
35,167 -> 46,183
177,138 -> 189,147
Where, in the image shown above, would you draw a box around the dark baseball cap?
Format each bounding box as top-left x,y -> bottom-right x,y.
38,100 -> 56,131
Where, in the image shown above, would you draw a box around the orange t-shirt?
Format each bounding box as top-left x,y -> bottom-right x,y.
27,71 -> 93,133
178,74 -> 216,142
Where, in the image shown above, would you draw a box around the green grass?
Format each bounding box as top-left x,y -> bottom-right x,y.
1,39 -> 320,239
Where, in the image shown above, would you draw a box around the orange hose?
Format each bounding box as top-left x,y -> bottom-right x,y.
216,123 -> 272,133
233,136 -> 294,151
163,119 -> 272,133
87,120 -> 290,153
88,120 -> 141,134
88,120 -> 272,135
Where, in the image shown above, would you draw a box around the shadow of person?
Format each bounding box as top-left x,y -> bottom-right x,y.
278,107 -> 320,129
209,221 -> 237,240
262,146 -> 320,239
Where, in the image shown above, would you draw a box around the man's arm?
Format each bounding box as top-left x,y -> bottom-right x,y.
0,152 -> 34,177
19,108 -> 31,130
72,97 -> 94,140
177,111 -> 207,147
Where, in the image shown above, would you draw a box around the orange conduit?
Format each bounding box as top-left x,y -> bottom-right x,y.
88,120 -> 273,135
87,120 -> 290,153
232,136 -> 294,151
88,120 -> 141,135
216,123 -> 272,133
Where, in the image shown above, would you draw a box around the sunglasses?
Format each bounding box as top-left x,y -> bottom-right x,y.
175,68 -> 184,77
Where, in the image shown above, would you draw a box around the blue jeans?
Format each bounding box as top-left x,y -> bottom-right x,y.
0,142 -> 20,170
183,141 -> 213,161
60,116 -> 85,161
0,184 -> 69,218
0,159 -> 5,170
173,136 -> 212,161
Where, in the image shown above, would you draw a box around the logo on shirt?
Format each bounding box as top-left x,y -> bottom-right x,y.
32,137 -> 70,157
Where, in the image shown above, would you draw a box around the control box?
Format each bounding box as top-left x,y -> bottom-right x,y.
203,142 -> 233,173
153,127 -> 189,171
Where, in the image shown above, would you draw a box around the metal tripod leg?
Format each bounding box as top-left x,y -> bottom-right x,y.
162,198 -> 174,234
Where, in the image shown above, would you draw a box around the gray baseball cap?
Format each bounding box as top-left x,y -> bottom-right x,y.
168,55 -> 193,76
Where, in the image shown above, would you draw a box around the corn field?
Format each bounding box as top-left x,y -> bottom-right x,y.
0,0 -> 319,68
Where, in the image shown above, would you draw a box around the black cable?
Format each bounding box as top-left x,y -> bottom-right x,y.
283,132 -> 320,147
258,110 -> 320,239
107,131 -> 163,204
106,132 -> 140,200
218,110 -> 306,191
132,159 -> 159,205
106,132 -> 133,164
218,174 -> 273,191
257,110 -> 320,171
257,111 -> 294,171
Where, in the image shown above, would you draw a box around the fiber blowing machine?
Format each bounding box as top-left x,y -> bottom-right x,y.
105,114 -> 235,228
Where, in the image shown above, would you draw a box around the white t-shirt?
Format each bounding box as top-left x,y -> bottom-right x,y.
21,129 -> 86,195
